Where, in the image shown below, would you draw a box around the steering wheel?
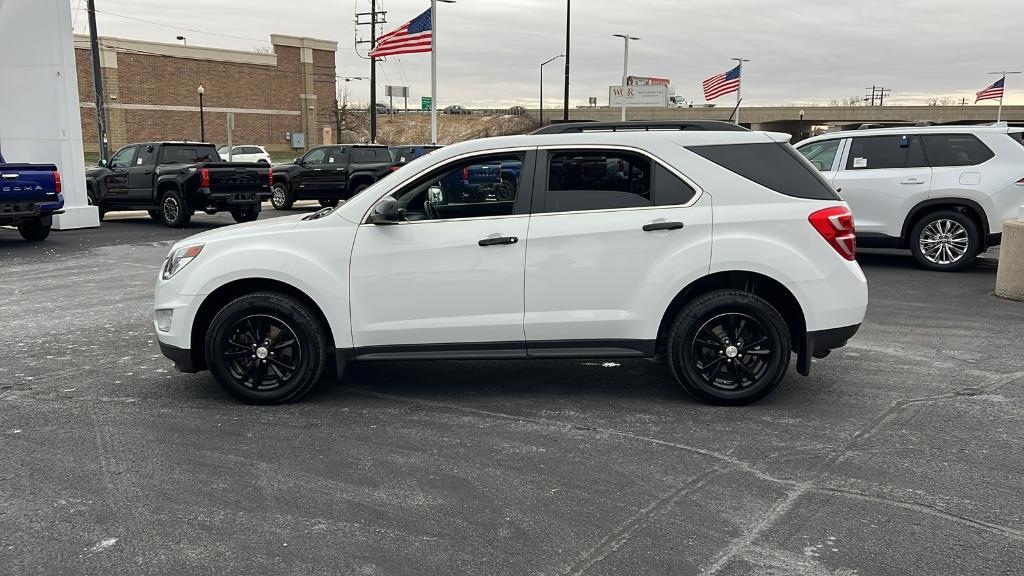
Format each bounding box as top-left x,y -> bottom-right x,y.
423,200 -> 440,220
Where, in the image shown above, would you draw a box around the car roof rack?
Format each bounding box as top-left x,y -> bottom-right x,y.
531,120 -> 748,135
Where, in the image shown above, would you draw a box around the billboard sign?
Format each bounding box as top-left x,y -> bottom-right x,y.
627,76 -> 671,86
386,85 -> 409,98
609,84 -> 669,107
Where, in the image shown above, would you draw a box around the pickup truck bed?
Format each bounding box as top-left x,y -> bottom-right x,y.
0,154 -> 64,241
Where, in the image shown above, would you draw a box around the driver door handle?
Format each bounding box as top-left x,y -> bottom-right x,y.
642,221 -> 685,232
901,178 -> 925,185
478,235 -> 519,247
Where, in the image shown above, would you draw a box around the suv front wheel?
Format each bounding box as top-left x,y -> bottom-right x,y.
667,289 -> 791,405
909,209 -> 980,272
204,292 -> 328,404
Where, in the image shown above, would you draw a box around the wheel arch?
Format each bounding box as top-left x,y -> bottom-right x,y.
347,172 -> 377,192
189,278 -> 337,373
900,198 -> 989,248
656,270 -> 807,371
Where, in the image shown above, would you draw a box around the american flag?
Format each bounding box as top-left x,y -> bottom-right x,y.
975,77 -> 1005,103
369,8 -> 432,58
703,65 -> 741,101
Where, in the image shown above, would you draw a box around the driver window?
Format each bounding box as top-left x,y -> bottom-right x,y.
797,139 -> 840,172
303,148 -> 328,165
390,153 -> 525,221
109,146 -> 137,169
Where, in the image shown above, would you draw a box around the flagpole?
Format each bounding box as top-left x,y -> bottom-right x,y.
732,57 -> 748,126
988,70 -> 1021,123
430,0 -> 437,144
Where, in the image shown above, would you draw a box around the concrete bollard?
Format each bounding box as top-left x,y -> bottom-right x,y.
994,207 -> 1024,301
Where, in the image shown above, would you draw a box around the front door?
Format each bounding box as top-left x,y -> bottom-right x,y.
103,145 -> 137,202
524,147 -> 713,355
831,135 -> 931,237
127,144 -> 157,201
291,147 -> 333,194
349,150 -> 535,355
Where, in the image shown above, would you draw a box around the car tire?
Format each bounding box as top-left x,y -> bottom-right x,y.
17,219 -> 51,241
318,199 -> 339,208
160,188 -> 193,228
204,291 -> 328,404
87,186 -> 106,221
231,208 -> 259,223
667,289 -> 791,406
271,183 -> 293,210
908,209 -> 980,272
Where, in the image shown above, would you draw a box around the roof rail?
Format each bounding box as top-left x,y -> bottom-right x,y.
531,120 -> 748,135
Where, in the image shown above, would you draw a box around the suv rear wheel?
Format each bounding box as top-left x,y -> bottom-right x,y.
667,289 -> 791,405
270,183 -> 293,210
204,292 -> 328,404
909,209 -> 979,272
17,219 -> 51,241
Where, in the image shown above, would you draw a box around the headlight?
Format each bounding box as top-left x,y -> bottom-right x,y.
161,244 -> 204,280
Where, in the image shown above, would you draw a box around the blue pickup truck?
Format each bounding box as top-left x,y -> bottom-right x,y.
0,152 -> 63,241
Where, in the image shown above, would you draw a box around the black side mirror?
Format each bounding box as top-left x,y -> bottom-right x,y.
293,157 -> 301,165
368,196 -> 402,225
98,158 -> 107,167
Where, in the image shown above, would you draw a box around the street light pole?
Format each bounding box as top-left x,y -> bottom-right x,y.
176,35 -> 187,46
613,34 -> 639,122
562,0 -> 571,121
86,0 -> 109,162
539,54 -> 563,127
799,108 -> 805,139
197,84 -> 205,142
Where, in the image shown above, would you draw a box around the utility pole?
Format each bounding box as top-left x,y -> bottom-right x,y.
563,0 -> 570,122
613,35 -> 640,122
86,0 -> 108,162
355,2 -> 387,143
864,85 -> 892,106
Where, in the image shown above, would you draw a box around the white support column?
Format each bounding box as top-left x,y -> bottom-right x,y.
0,0 -> 99,229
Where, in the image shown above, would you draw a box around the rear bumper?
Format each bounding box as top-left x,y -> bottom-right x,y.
159,341 -> 198,373
796,323 -> 861,376
197,188 -> 266,207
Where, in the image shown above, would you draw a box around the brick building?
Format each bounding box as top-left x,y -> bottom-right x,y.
74,34 -> 338,154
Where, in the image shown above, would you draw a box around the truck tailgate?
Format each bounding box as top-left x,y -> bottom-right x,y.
1,163 -> 59,202
204,163 -> 269,193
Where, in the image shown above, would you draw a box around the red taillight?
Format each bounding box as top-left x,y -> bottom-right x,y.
199,168 -> 211,188
462,166 -> 469,181
809,206 -> 856,261
391,165 -> 399,172
53,170 -> 62,193
267,167 -> 273,186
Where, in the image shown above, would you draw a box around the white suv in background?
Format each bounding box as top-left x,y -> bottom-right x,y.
154,121 -> 867,406
796,125 -> 1024,271
217,145 -> 272,164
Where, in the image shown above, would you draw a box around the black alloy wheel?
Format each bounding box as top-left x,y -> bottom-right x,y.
668,289 -> 791,405
160,188 -> 192,228
205,292 -> 327,404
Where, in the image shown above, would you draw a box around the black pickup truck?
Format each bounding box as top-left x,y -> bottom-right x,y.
85,142 -> 271,227
269,144 -> 392,210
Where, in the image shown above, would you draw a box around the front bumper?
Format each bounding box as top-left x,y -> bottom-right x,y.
159,341 -> 198,373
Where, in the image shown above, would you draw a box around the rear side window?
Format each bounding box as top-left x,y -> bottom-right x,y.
845,135 -> 927,170
546,151 -> 652,212
687,142 -> 840,200
1010,132 -> 1024,147
352,148 -> 391,162
922,134 -> 994,167
163,146 -> 218,163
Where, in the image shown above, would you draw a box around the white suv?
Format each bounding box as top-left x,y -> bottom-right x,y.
217,145 -> 272,164
796,125 -> 1024,271
154,122 -> 868,406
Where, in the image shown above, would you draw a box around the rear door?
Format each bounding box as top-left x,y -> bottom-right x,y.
831,134 -> 931,237
523,147 -> 713,356
921,133 -> 995,199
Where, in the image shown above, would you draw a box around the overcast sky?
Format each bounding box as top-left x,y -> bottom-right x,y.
70,0 -> 1024,108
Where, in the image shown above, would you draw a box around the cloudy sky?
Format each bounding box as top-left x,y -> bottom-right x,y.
70,0 -> 1024,108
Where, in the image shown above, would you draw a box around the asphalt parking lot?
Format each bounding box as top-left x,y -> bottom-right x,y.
1,206 -> 1022,576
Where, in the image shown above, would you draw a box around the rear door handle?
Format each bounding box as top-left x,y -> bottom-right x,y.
643,221 -> 685,232
901,178 -> 925,185
478,235 -> 519,246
